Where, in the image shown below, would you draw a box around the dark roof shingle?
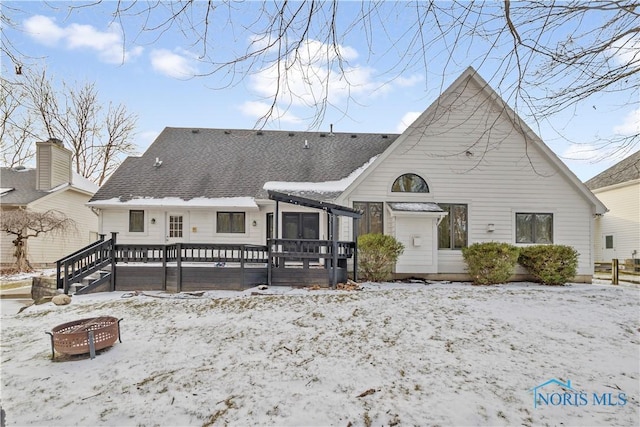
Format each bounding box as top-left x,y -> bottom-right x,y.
585,151 -> 640,190
91,128 -> 398,202
0,168 -> 46,205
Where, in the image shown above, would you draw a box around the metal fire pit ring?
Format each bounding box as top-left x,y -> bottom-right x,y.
46,316 -> 122,360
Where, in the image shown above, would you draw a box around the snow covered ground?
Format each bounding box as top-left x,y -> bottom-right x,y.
1,281 -> 638,426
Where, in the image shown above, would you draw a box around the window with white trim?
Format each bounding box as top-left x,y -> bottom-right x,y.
217,212 -> 245,233
129,210 -> 144,232
353,202 -> 383,235
391,173 -> 429,193
516,213 -> 553,244
438,204 -> 467,249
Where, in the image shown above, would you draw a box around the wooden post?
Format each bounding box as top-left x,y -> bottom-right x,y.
274,200 -> 280,268
110,232 -> 118,291
353,218 -> 359,282
267,239 -> 272,286
176,243 -> 182,292
63,259 -> 70,294
331,213 -> 338,289
162,244 -> 167,291
612,258 -> 619,285
56,259 -> 62,290
240,245 -> 245,288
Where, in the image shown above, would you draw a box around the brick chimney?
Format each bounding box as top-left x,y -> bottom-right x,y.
36,138 -> 72,190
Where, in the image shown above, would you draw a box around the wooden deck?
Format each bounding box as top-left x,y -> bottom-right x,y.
57,236 -> 355,294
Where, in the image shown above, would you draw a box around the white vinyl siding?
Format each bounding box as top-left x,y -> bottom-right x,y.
98,204 -> 328,246
340,76 -> 595,276
35,142 -> 72,191
592,181 -> 640,261
0,189 -> 98,267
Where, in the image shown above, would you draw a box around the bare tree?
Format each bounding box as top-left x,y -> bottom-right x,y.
1,1 -> 637,155
0,78 -> 36,167
0,69 -> 138,185
0,208 -> 75,272
101,1 -> 639,150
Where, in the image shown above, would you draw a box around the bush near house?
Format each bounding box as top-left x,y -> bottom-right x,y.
462,242 -> 520,285
518,245 -> 579,285
358,233 -> 404,282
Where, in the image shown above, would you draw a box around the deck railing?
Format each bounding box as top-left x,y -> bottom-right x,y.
269,238 -> 355,259
57,237 -> 356,294
114,243 -> 269,264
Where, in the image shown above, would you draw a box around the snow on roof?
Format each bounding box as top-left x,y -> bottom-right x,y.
0,188 -> 15,196
87,196 -> 259,209
263,155 -> 378,194
46,172 -> 99,194
387,202 -> 445,213
72,172 -> 99,193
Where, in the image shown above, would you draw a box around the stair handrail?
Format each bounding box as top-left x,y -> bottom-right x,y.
57,233 -> 116,293
54,234 -> 106,266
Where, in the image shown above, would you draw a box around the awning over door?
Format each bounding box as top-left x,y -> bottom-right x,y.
387,202 -> 444,213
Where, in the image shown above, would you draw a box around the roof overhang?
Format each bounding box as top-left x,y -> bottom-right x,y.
268,190 -> 362,218
591,178 -> 639,194
87,196 -> 259,210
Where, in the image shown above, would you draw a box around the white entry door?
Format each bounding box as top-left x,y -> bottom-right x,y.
394,216 -> 437,274
602,234 -> 616,261
166,213 -> 185,243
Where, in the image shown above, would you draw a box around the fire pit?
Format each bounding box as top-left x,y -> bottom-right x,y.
46,316 -> 122,360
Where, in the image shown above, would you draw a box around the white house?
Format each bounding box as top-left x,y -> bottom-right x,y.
585,151 -> 640,262
87,67 -> 606,282
1,138 -> 99,267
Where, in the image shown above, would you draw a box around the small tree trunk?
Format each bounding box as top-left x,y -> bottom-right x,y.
12,238 -> 33,272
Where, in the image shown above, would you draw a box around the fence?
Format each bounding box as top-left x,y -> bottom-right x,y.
594,259 -> 640,285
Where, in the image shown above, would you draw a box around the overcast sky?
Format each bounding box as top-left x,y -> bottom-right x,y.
3,2 -> 638,181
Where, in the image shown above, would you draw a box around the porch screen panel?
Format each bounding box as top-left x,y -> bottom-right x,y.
302,213 -> 319,239
267,213 -> 274,240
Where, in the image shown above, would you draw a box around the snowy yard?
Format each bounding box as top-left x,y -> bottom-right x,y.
1,282 -> 639,426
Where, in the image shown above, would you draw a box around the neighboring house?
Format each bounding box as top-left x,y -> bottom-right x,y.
0,138 -> 99,267
88,67 -> 606,282
585,151 -> 640,262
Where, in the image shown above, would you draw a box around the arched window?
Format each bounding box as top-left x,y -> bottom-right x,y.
392,173 -> 429,193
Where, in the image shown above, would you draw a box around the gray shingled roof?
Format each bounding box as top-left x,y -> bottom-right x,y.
91,128 -> 399,202
585,150 -> 640,190
1,167 -> 98,206
0,168 -> 46,205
